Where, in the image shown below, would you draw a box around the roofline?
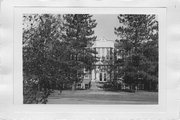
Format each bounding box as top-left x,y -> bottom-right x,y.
95,39 -> 115,42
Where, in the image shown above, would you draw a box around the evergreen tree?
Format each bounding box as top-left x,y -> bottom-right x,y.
63,14 -> 97,90
114,14 -> 158,91
23,14 -> 68,102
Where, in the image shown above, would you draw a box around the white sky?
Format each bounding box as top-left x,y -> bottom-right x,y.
92,14 -> 119,41
23,14 -> 120,41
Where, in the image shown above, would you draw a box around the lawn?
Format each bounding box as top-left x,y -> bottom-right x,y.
47,90 -> 158,104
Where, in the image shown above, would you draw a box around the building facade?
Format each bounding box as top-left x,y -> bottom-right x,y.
77,39 -> 115,89
91,38 -> 115,82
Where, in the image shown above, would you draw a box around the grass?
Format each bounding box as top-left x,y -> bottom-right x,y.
47,89 -> 158,104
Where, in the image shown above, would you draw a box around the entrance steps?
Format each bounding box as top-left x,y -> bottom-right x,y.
90,81 -> 103,90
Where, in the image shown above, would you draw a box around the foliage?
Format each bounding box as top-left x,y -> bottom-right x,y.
100,81 -> 122,91
23,77 -> 51,104
114,14 -> 158,91
23,14 -> 97,103
63,14 -> 97,89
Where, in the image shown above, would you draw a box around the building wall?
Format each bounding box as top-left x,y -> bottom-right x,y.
91,39 -> 115,82
77,39 -> 115,89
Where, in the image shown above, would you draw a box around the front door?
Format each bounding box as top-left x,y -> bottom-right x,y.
99,72 -> 107,82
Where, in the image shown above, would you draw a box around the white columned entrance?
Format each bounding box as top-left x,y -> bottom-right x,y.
99,72 -> 107,82
91,66 -> 109,82
91,69 -> 96,82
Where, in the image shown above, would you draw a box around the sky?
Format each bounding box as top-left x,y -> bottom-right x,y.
23,14 -> 120,41
92,14 -> 120,41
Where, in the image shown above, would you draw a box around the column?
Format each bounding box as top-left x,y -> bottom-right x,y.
91,69 -> 95,82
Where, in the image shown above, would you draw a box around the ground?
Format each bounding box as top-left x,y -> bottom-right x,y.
47,89 -> 158,104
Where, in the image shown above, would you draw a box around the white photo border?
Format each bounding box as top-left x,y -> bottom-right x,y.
14,7 -> 166,106
13,6 -> 168,118
0,0 -> 180,120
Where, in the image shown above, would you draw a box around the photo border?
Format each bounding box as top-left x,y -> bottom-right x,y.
0,0 -> 180,120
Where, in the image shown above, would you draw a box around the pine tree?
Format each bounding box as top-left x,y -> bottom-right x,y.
23,14 -> 68,103
63,14 -> 97,90
114,14 -> 158,91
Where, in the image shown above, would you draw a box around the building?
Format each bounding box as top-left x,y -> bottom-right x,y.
91,38 -> 115,82
77,38 -> 115,89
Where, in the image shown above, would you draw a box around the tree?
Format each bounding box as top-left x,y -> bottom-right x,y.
63,14 -> 97,90
114,14 -> 158,91
23,14 -> 68,103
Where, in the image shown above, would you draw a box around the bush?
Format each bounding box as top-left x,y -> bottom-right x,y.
100,81 -> 122,91
23,78 -> 50,104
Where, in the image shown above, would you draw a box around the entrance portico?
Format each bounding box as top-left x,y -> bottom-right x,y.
91,38 -> 114,83
92,65 -> 111,82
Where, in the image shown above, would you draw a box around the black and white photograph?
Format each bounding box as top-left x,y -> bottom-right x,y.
2,0 -> 180,118
22,14 -> 158,104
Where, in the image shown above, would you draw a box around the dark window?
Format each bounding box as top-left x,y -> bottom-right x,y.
100,73 -> 102,81
104,73 -> 106,81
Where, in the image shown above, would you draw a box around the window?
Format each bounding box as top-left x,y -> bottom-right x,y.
100,73 -> 102,81
104,73 -> 106,81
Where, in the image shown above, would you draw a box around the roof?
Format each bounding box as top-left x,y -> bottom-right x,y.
92,38 -> 115,48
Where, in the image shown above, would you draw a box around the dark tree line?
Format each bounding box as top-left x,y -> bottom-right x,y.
114,14 -> 158,91
23,14 -> 97,103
